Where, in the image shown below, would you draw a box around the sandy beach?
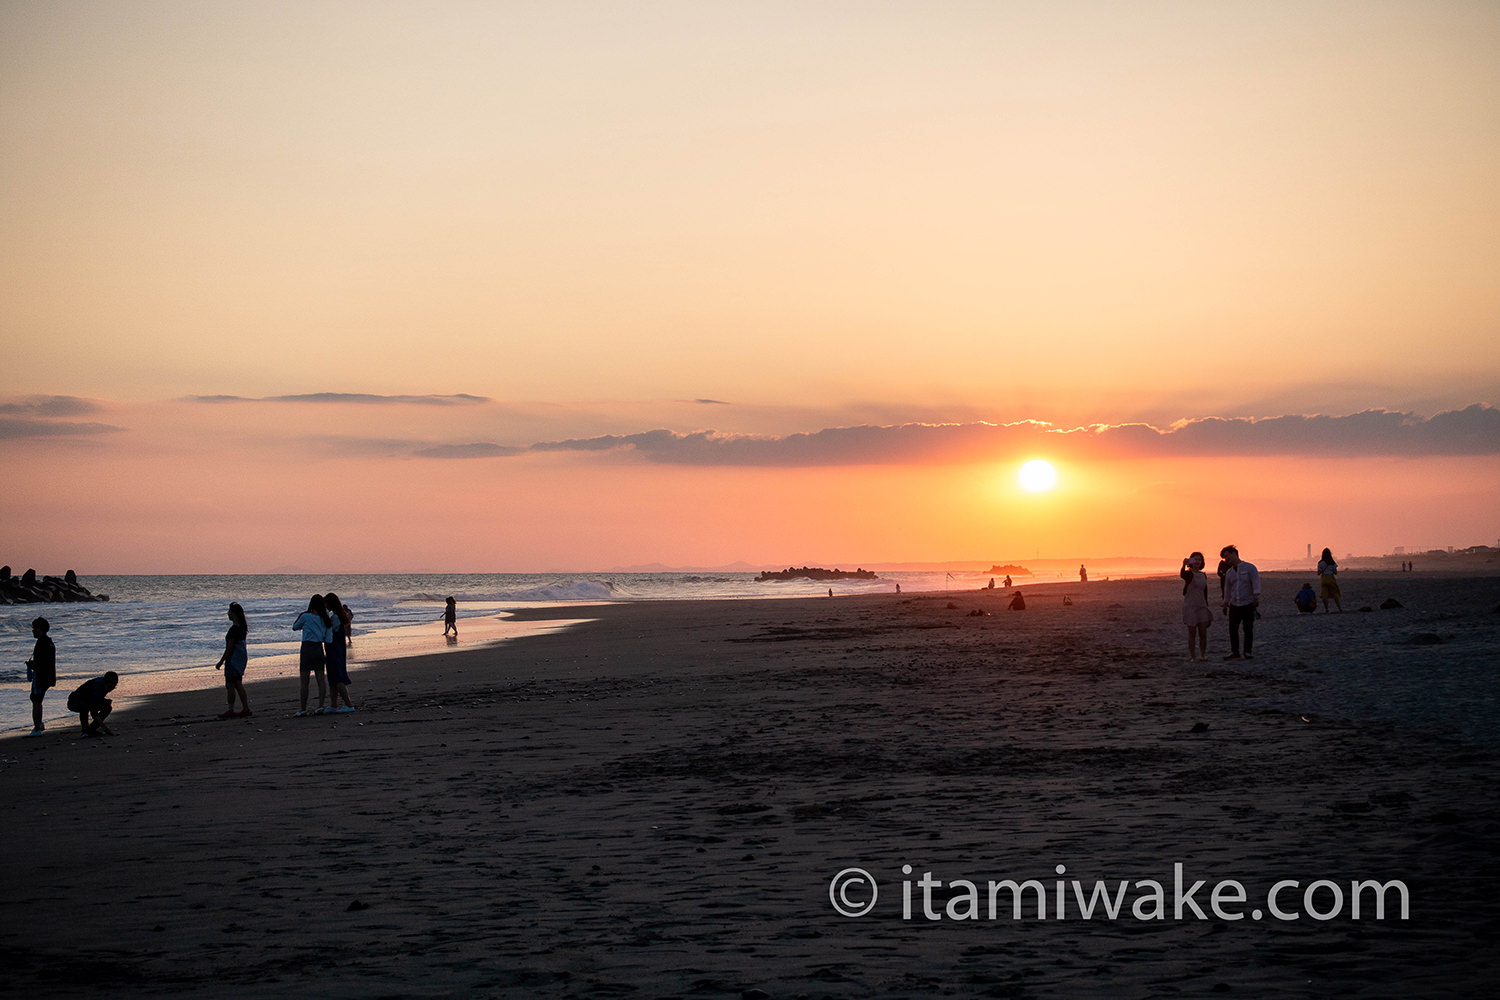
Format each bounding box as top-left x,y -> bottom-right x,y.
2,573 -> 1497,997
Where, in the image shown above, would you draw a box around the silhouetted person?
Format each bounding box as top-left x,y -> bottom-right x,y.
1181,552 -> 1212,661
323,590 -> 355,714
67,671 -> 118,736
1317,548 -> 1342,613
987,578 -> 995,589
292,595 -> 331,716
443,597 -> 458,637
1079,564 -> 1088,583
1294,583 -> 1317,613
26,617 -> 56,736
1003,575 -> 1012,588
1220,545 -> 1260,660
1009,590 -> 1026,611
214,602 -> 251,718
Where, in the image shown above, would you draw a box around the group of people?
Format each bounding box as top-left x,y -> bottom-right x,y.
211,592 -> 360,719
1179,545 -> 1262,662
1294,549 -> 1343,614
20,593 -> 362,736
24,616 -> 118,736
287,593 -> 356,717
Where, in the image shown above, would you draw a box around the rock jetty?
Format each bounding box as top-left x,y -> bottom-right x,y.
756,566 -> 878,582
0,567 -> 109,603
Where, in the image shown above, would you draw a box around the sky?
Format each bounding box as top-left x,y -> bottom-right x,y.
2,0 -> 1498,573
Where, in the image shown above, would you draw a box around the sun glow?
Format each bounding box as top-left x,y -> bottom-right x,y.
1018,459 -> 1057,492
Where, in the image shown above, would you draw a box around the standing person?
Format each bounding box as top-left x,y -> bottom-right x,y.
292,595 -> 331,717
442,596 -> 458,638
1079,564 -> 1088,583
66,672 -> 118,736
322,590 -> 355,714
1317,548 -> 1343,613
25,617 -> 56,736
214,602 -> 251,719
1220,545 -> 1261,660
1180,553 -> 1212,661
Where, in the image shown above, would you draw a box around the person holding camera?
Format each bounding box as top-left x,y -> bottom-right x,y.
1180,552 -> 1212,660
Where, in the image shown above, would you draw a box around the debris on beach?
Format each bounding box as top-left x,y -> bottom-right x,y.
1380,598 -> 1404,609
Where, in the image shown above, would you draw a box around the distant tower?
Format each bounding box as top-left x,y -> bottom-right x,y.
1306,543 -> 1311,559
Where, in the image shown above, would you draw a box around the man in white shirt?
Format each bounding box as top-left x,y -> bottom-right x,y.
1219,545 -> 1260,660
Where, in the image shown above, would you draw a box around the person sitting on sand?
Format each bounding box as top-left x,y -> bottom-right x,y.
26,617 -> 56,736
1295,583 -> 1318,614
1008,590 -> 1026,611
1003,575 -> 1012,588
1180,552 -> 1212,661
66,671 -> 118,736
214,602 -> 252,718
442,596 -> 458,637
1317,548 -> 1343,613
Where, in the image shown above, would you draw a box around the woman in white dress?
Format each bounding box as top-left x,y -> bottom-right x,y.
1180,552 -> 1212,661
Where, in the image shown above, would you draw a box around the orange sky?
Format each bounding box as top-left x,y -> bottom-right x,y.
3,2 -> 1497,572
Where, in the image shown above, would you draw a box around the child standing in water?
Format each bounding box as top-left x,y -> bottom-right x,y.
292,595 -> 331,717
442,596 -> 458,638
214,602 -> 251,718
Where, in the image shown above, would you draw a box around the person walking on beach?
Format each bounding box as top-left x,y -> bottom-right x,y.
66,671 -> 118,736
442,596 -> 458,638
292,595 -> 331,717
1220,545 -> 1260,660
1180,552 -> 1212,661
322,590 -> 355,714
214,602 -> 252,718
1317,547 -> 1343,613
25,617 -> 56,736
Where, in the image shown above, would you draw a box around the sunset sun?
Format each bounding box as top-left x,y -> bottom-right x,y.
1018,459 -> 1058,492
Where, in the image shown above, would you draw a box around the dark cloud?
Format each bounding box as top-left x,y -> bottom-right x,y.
0,418 -> 122,439
524,405 -> 1500,466
186,393 -> 490,406
687,398 -> 731,405
413,443 -> 524,459
0,395 -> 102,417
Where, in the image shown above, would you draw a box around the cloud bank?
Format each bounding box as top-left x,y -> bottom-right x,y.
413,405 -> 1500,464
188,393 -> 490,406
0,396 -> 121,438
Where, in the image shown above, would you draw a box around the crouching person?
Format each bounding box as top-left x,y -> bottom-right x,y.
66,671 -> 119,736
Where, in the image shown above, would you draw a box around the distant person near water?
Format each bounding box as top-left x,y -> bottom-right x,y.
66,672 -> 118,736
1003,575 -> 1012,588
25,617 -> 56,736
1317,548 -> 1342,613
292,595 -> 331,717
442,596 -> 458,637
322,591 -> 355,714
1079,564 -> 1088,583
1180,552 -> 1212,661
1295,583 -> 1318,613
214,602 -> 251,719
1220,545 -> 1260,660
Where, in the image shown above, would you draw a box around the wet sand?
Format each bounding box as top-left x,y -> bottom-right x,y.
1,573 -> 1497,997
